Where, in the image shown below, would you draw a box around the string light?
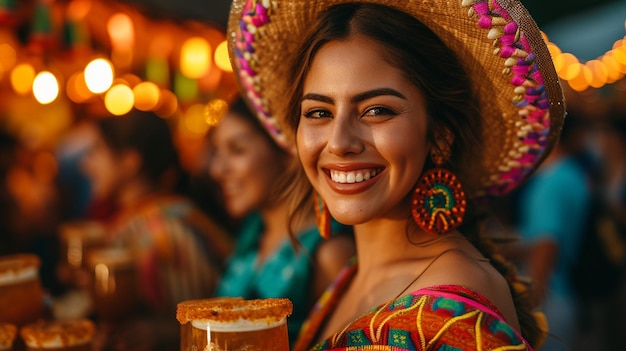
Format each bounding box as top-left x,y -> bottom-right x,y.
545,29 -> 626,92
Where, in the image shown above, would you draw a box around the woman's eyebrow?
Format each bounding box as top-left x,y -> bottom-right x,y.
351,88 -> 407,103
302,88 -> 406,104
301,93 -> 333,104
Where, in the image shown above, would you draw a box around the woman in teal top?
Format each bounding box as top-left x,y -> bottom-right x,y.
208,97 -> 355,344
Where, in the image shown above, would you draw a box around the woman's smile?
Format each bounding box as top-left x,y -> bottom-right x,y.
328,168 -> 381,184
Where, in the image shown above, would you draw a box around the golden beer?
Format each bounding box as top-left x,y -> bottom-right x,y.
19,320 -> 94,351
0,254 -> 45,327
177,298 -> 292,351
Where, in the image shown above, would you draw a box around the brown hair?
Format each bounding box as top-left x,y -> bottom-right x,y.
283,3 -> 541,346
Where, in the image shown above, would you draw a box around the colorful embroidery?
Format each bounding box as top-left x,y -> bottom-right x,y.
293,258 -> 532,351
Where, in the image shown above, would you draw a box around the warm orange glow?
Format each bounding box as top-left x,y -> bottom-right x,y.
546,43 -> 562,60
107,13 -> 134,50
602,53 -> 622,83
554,53 -> 579,80
118,73 -> 142,87
104,84 -> 134,116
214,40 -> 232,72
149,31 -> 173,57
180,37 -> 211,79
111,49 -> 133,69
184,103 -> 210,135
33,71 -> 60,104
204,99 -> 229,126
567,65 -> 591,92
67,71 -> 94,103
546,34 -> 626,90
133,81 -> 161,111
0,43 -> 17,71
154,89 -> 178,118
33,151 -> 58,183
587,60 -> 608,88
67,0 -> 92,21
11,63 -> 36,95
563,62 -> 582,81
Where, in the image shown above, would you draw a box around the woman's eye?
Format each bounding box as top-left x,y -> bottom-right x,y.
303,109 -> 332,119
363,106 -> 395,117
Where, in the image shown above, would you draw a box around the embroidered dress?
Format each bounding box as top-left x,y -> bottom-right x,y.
216,212 -> 345,344
108,194 -> 233,316
294,258 -> 532,351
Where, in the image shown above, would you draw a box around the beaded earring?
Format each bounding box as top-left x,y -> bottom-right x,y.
411,149 -> 467,235
314,194 -> 331,240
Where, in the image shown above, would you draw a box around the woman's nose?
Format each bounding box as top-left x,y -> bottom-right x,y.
326,113 -> 365,156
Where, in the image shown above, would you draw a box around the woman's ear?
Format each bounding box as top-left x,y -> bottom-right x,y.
431,128 -> 454,161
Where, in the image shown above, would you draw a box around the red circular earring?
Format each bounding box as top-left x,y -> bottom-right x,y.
411,152 -> 466,235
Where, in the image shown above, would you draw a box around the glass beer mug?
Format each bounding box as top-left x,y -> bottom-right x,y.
59,221 -> 105,280
19,319 -> 95,351
177,298 -> 292,351
86,248 -> 137,322
0,254 -> 46,327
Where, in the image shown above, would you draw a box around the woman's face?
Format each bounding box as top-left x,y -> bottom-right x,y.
208,113 -> 287,218
297,35 -> 430,225
81,127 -> 124,203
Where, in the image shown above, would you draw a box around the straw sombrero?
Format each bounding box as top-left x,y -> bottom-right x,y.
227,0 -> 565,199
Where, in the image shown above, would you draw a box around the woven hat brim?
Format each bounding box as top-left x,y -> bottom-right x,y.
228,0 -> 565,198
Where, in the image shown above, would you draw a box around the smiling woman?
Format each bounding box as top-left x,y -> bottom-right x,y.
228,0 -> 565,350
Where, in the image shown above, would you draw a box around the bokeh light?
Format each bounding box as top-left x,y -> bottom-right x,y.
214,40 -> 232,72
133,81 -> 161,111
11,63 -> 36,95
32,71 -> 59,104
84,58 -> 114,94
204,99 -> 228,126
180,37 -> 211,79
104,84 -> 134,116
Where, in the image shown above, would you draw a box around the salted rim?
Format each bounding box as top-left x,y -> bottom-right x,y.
20,320 -> 95,349
0,254 -> 40,286
177,298 -> 293,325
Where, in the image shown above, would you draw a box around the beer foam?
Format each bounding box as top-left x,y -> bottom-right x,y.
191,318 -> 286,332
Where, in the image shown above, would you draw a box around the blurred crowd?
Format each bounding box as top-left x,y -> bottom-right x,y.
0,88 -> 625,351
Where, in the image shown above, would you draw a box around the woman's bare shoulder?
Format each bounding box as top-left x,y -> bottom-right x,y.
420,249 -> 520,328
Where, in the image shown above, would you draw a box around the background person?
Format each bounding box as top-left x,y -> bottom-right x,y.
80,110 -> 233,351
207,97 -> 355,345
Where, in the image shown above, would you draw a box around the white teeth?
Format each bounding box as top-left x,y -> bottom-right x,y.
330,169 -> 378,184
